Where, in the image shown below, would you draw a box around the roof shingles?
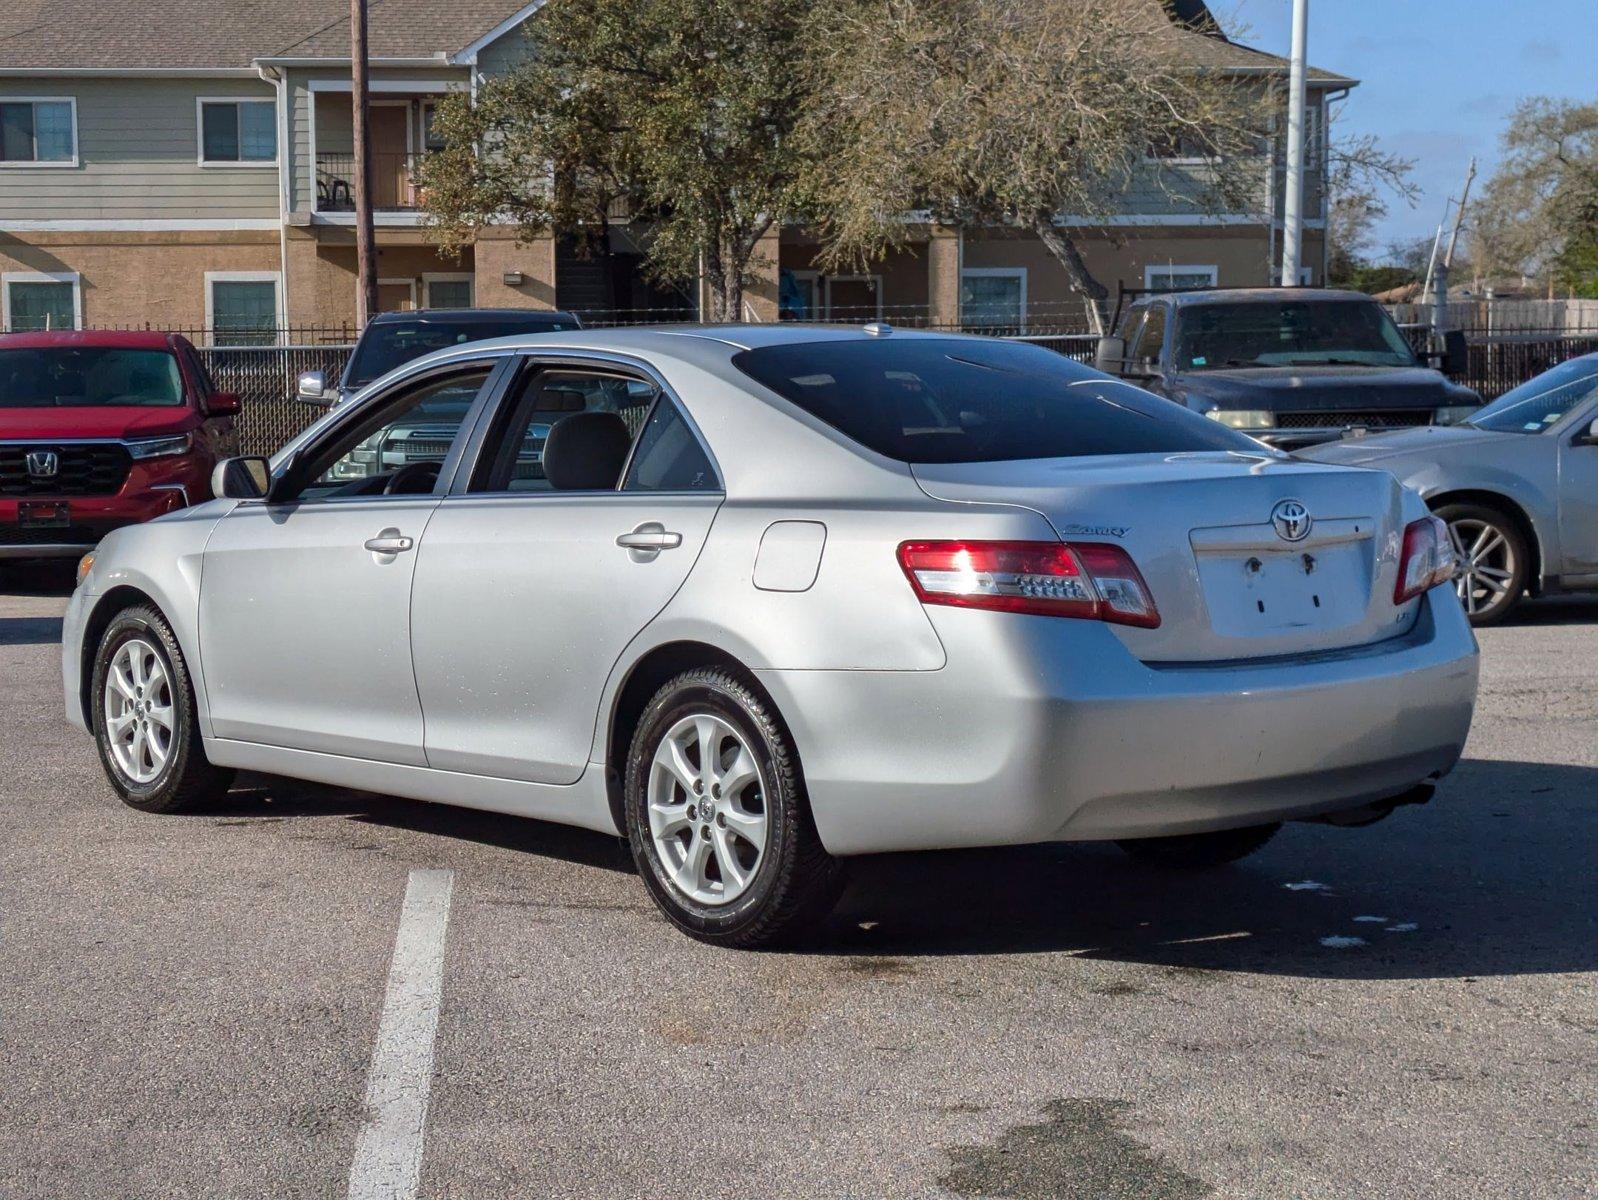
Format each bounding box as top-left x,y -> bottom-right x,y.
0,0 -> 1351,84
0,0 -> 528,69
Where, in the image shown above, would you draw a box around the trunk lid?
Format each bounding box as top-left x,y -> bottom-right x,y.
912,450 -> 1417,662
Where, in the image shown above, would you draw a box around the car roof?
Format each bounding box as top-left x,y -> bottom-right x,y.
1147,287 -> 1380,308
367,307 -> 581,325
387,322 -> 1037,372
0,329 -> 177,350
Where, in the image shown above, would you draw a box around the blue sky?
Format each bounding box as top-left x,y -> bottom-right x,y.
1226,0 -> 1598,259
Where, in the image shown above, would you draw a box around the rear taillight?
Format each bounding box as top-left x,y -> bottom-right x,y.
896,540 -> 1160,628
1394,515 -> 1458,604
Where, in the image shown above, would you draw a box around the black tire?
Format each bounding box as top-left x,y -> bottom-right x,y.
1433,501 -> 1529,626
1117,822 -> 1281,868
624,668 -> 843,948
90,604 -> 234,813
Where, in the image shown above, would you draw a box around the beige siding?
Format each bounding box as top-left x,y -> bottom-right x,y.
0,78 -> 279,223
0,230 -> 280,328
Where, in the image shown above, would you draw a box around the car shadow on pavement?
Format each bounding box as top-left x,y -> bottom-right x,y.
1500,594 -> 1598,626
812,757 -> 1597,981
200,771 -> 636,875
1,562 -> 77,596
0,615 -> 63,645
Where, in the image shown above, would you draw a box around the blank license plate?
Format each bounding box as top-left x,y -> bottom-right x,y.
19,502 -> 70,528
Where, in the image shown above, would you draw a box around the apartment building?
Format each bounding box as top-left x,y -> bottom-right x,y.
0,0 -> 1352,338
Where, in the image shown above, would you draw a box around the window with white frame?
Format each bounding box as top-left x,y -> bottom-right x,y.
199,99 -> 276,164
3,272 -> 80,331
1144,265 -> 1218,292
961,268 -> 1026,329
424,275 -> 473,309
0,99 -> 76,164
206,273 -> 279,345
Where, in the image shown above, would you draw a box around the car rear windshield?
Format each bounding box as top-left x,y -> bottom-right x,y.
0,347 -> 184,408
347,316 -> 576,386
1173,300 -> 1416,371
732,338 -> 1261,463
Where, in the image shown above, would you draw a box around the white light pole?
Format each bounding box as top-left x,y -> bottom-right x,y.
1280,0 -> 1309,287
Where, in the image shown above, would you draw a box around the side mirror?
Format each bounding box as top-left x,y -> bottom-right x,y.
212,456 -> 270,500
1574,417 -> 1598,448
297,370 -> 334,408
1441,329 -> 1468,378
1094,336 -> 1127,375
207,390 -> 242,417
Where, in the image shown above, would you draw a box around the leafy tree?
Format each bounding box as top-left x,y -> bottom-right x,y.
1470,98 -> 1598,294
1325,130 -> 1416,287
416,0 -> 821,320
798,0 -> 1266,332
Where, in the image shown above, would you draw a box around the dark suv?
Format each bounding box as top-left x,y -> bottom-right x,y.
297,307 -> 582,407
296,307 -> 587,490
1095,288 -> 1481,448
0,330 -> 239,566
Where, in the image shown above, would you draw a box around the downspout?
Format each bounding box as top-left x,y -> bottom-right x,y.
258,62 -> 291,340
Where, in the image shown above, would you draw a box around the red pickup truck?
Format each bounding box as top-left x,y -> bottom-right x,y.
0,330 -> 240,567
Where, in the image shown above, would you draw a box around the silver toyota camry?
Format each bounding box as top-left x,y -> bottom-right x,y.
62,325 -> 1479,947
1301,352 -> 1598,625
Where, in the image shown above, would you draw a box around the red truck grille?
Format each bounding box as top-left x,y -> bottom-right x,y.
0,442 -> 134,497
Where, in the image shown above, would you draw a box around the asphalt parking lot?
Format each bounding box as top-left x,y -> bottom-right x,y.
1,564 -> 1594,1200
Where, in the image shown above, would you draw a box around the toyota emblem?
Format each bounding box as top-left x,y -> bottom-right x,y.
1271,498 -> 1312,542
25,450 -> 60,479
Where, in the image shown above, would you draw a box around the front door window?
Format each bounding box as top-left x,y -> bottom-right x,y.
296,368 -> 493,500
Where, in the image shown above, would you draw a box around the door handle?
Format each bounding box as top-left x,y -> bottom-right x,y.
364,529 -> 414,554
616,526 -> 683,551
617,522 -> 682,561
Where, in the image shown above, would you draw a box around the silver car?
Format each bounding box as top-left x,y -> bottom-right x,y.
1302,352 -> 1598,624
61,325 -> 1479,947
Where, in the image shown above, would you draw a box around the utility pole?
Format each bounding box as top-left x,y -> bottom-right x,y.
351,0 -> 378,327
1443,156 -> 1477,271
1279,0 -> 1309,287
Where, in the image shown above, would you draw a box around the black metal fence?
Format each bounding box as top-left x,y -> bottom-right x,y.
98,316 -> 1596,458
1464,332 -> 1598,400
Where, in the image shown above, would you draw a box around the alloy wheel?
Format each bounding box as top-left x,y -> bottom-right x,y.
103,637 -> 175,785
1447,516 -> 1518,618
646,713 -> 769,906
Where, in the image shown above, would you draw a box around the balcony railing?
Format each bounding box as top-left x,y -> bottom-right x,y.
316,152 -> 429,212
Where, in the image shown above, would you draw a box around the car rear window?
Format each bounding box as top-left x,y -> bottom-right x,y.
347,316 -> 576,386
0,347 -> 184,408
732,338 -> 1259,463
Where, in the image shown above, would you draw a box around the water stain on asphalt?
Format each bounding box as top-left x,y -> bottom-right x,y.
1090,981 -> 1146,997
837,956 -> 917,980
940,1099 -> 1208,1199
933,1105 -> 1208,1195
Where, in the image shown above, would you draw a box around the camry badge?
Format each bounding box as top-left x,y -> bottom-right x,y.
1271,498 -> 1312,543
25,450 -> 60,478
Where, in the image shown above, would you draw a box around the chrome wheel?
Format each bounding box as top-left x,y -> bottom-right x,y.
1447,516 -> 1518,618
103,637 -> 175,785
647,713 -> 769,906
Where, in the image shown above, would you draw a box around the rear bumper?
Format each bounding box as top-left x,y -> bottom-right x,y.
758,586 -> 1479,855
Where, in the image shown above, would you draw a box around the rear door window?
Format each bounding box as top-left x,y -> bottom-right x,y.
470,367 -> 659,492
733,338 -> 1258,464
624,398 -> 718,491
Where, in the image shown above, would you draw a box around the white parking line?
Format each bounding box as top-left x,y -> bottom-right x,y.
348,869 -> 456,1200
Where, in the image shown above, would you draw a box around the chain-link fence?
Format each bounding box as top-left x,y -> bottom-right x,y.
199,344 -> 354,456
